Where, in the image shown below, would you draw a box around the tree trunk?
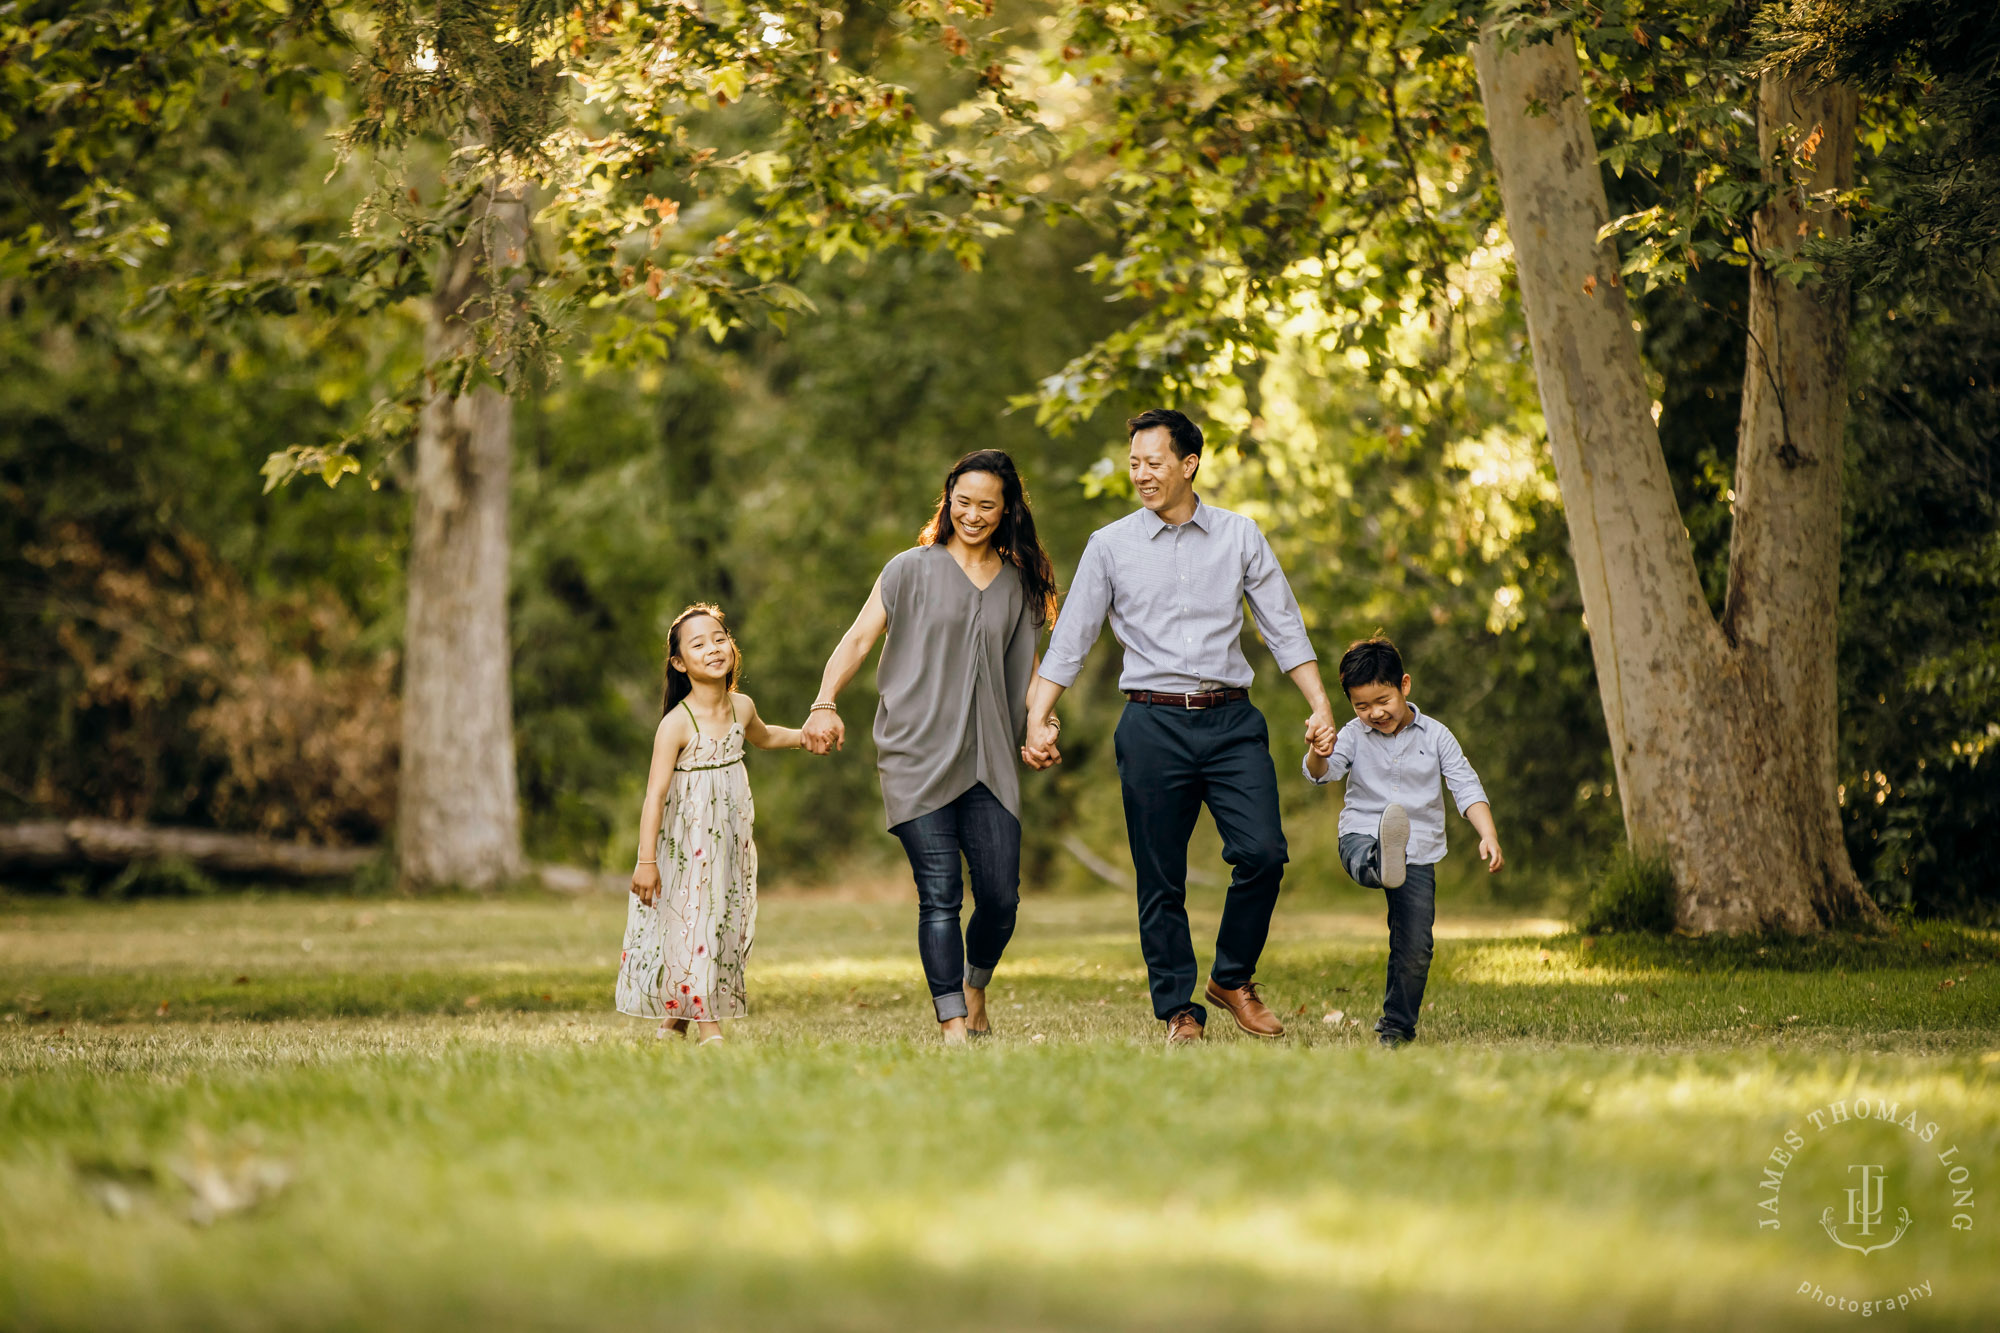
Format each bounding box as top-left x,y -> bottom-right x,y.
1472,30 -> 1879,931
1722,76 -> 1870,928
398,183 -> 528,890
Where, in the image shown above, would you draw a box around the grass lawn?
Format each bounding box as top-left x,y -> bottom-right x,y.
2,888 -> 1997,1330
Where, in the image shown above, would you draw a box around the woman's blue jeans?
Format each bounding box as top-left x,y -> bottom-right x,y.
890,783 -> 1020,1021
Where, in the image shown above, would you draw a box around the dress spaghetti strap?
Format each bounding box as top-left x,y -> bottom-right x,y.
681,699 -> 700,736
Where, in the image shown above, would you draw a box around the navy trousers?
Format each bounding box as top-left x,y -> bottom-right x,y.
1114,698 -> 1288,1023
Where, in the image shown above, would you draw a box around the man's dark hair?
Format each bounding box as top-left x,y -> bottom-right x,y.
1126,408 -> 1203,459
1338,636 -> 1405,695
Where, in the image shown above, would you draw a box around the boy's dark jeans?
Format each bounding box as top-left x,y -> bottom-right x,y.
1339,832 -> 1437,1040
890,782 -> 1020,1022
1115,698 -> 1288,1023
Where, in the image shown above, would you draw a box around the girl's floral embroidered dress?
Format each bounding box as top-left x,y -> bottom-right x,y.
617,707 -> 757,1022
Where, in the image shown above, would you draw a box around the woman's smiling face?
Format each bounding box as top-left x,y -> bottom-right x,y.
948,469 -> 1006,550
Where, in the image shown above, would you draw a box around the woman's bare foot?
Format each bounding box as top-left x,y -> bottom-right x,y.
964,985 -> 990,1035
657,1017 -> 689,1039
939,1016 -> 969,1046
696,1021 -> 725,1044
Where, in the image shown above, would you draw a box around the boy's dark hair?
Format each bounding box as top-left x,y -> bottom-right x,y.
1126,408 -> 1203,459
1338,636 -> 1405,695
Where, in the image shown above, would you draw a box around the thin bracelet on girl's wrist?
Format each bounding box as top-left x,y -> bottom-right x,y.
636,859 -> 656,865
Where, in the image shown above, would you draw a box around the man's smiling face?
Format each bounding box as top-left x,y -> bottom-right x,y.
1128,426 -> 1198,515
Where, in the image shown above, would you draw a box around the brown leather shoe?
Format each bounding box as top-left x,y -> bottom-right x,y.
1164,1010 -> 1205,1045
1204,978 -> 1285,1038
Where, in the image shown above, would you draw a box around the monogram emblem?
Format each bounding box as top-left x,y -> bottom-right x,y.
1818,1164 -> 1913,1256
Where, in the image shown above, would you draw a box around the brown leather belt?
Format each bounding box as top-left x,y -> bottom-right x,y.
1124,688 -> 1249,710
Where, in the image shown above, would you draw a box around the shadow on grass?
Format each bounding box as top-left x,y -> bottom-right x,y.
1568,921 -> 2000,973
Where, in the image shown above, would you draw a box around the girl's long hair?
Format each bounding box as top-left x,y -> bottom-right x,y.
660,603 -> 741,717
917,449 -> 1059,625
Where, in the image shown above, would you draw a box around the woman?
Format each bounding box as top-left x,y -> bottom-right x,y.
802,449 -> 1059,1044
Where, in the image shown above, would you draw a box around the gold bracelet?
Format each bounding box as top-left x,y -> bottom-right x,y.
636,859 -> 656,865
809,701 -> 839,713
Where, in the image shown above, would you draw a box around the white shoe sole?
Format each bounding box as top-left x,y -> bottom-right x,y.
1379,805 -> 1409,889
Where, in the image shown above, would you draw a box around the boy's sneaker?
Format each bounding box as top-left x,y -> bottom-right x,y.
1377,804 -> 1410,889
1377,1031 -> 1409,1050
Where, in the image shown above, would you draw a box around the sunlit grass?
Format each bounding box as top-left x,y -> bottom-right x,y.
2,891 -> 1997,1330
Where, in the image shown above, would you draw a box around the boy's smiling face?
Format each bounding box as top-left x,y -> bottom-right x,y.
1346,675 -> 1414,734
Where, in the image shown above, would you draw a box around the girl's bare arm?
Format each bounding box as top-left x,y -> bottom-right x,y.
631,712 -> 690,905
739,693 -> 804,751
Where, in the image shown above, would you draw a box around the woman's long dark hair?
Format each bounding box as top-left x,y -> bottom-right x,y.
917,449 -> 1059,625
660,603 -> 741,717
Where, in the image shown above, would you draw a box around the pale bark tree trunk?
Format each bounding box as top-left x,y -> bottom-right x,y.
1723,78 -> 1868,928
1472,30 -> 1879,931
398,182 -> 529,890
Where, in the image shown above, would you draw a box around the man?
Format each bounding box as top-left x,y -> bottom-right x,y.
1024,409 -> 1337,1044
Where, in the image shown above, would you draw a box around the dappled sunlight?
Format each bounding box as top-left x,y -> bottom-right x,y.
1590,1065 -> 2000,1127
1449,941 -> 1679,988
1277,912 -> 1568,943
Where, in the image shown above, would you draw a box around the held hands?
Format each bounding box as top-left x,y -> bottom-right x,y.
631,861 -> 662,907
1304,709 -> 1337,756
1021,715 -> 1062,770
801,707 -> 845,756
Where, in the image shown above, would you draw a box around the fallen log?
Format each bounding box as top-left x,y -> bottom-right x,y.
1059,834 -> 1218,889
0,820 -> 630,893
532,863 -> 628,895
0,820 -> 374,880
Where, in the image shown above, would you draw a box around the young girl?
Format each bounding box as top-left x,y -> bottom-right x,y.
617,604 -> 804,1044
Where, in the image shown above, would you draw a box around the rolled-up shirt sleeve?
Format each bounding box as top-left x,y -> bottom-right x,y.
1303,724 -> 1356,786
1037,536 -> 1112,688
1241,529 -> 1317,673
1436,724 -> 1490,815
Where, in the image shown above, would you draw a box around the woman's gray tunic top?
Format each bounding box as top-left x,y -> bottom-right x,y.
873,544 -> 1041,830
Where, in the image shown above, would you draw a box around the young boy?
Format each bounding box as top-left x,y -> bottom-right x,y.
1306,637 -> 1503,1049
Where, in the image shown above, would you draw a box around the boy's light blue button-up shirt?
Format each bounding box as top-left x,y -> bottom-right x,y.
1039,499 -> 1317,692
1304,703 -> 1488,865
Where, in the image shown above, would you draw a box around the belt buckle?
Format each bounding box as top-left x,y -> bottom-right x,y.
1184,690 -> 1199,710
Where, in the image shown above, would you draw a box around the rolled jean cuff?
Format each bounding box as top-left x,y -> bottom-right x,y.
963,964 -> 995,989
932,990 -> 969,1022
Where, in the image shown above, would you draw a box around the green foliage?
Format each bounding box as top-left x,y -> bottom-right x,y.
1838,273 -> 2000,920
1760,0 -> 2000,292
0,0 -> 342,280
254,0 -> 1058,479
1021,0 -> 1500,429
6,0 -> 1998,926
0,38 -> 412,836
1574,846 -> 1675,935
